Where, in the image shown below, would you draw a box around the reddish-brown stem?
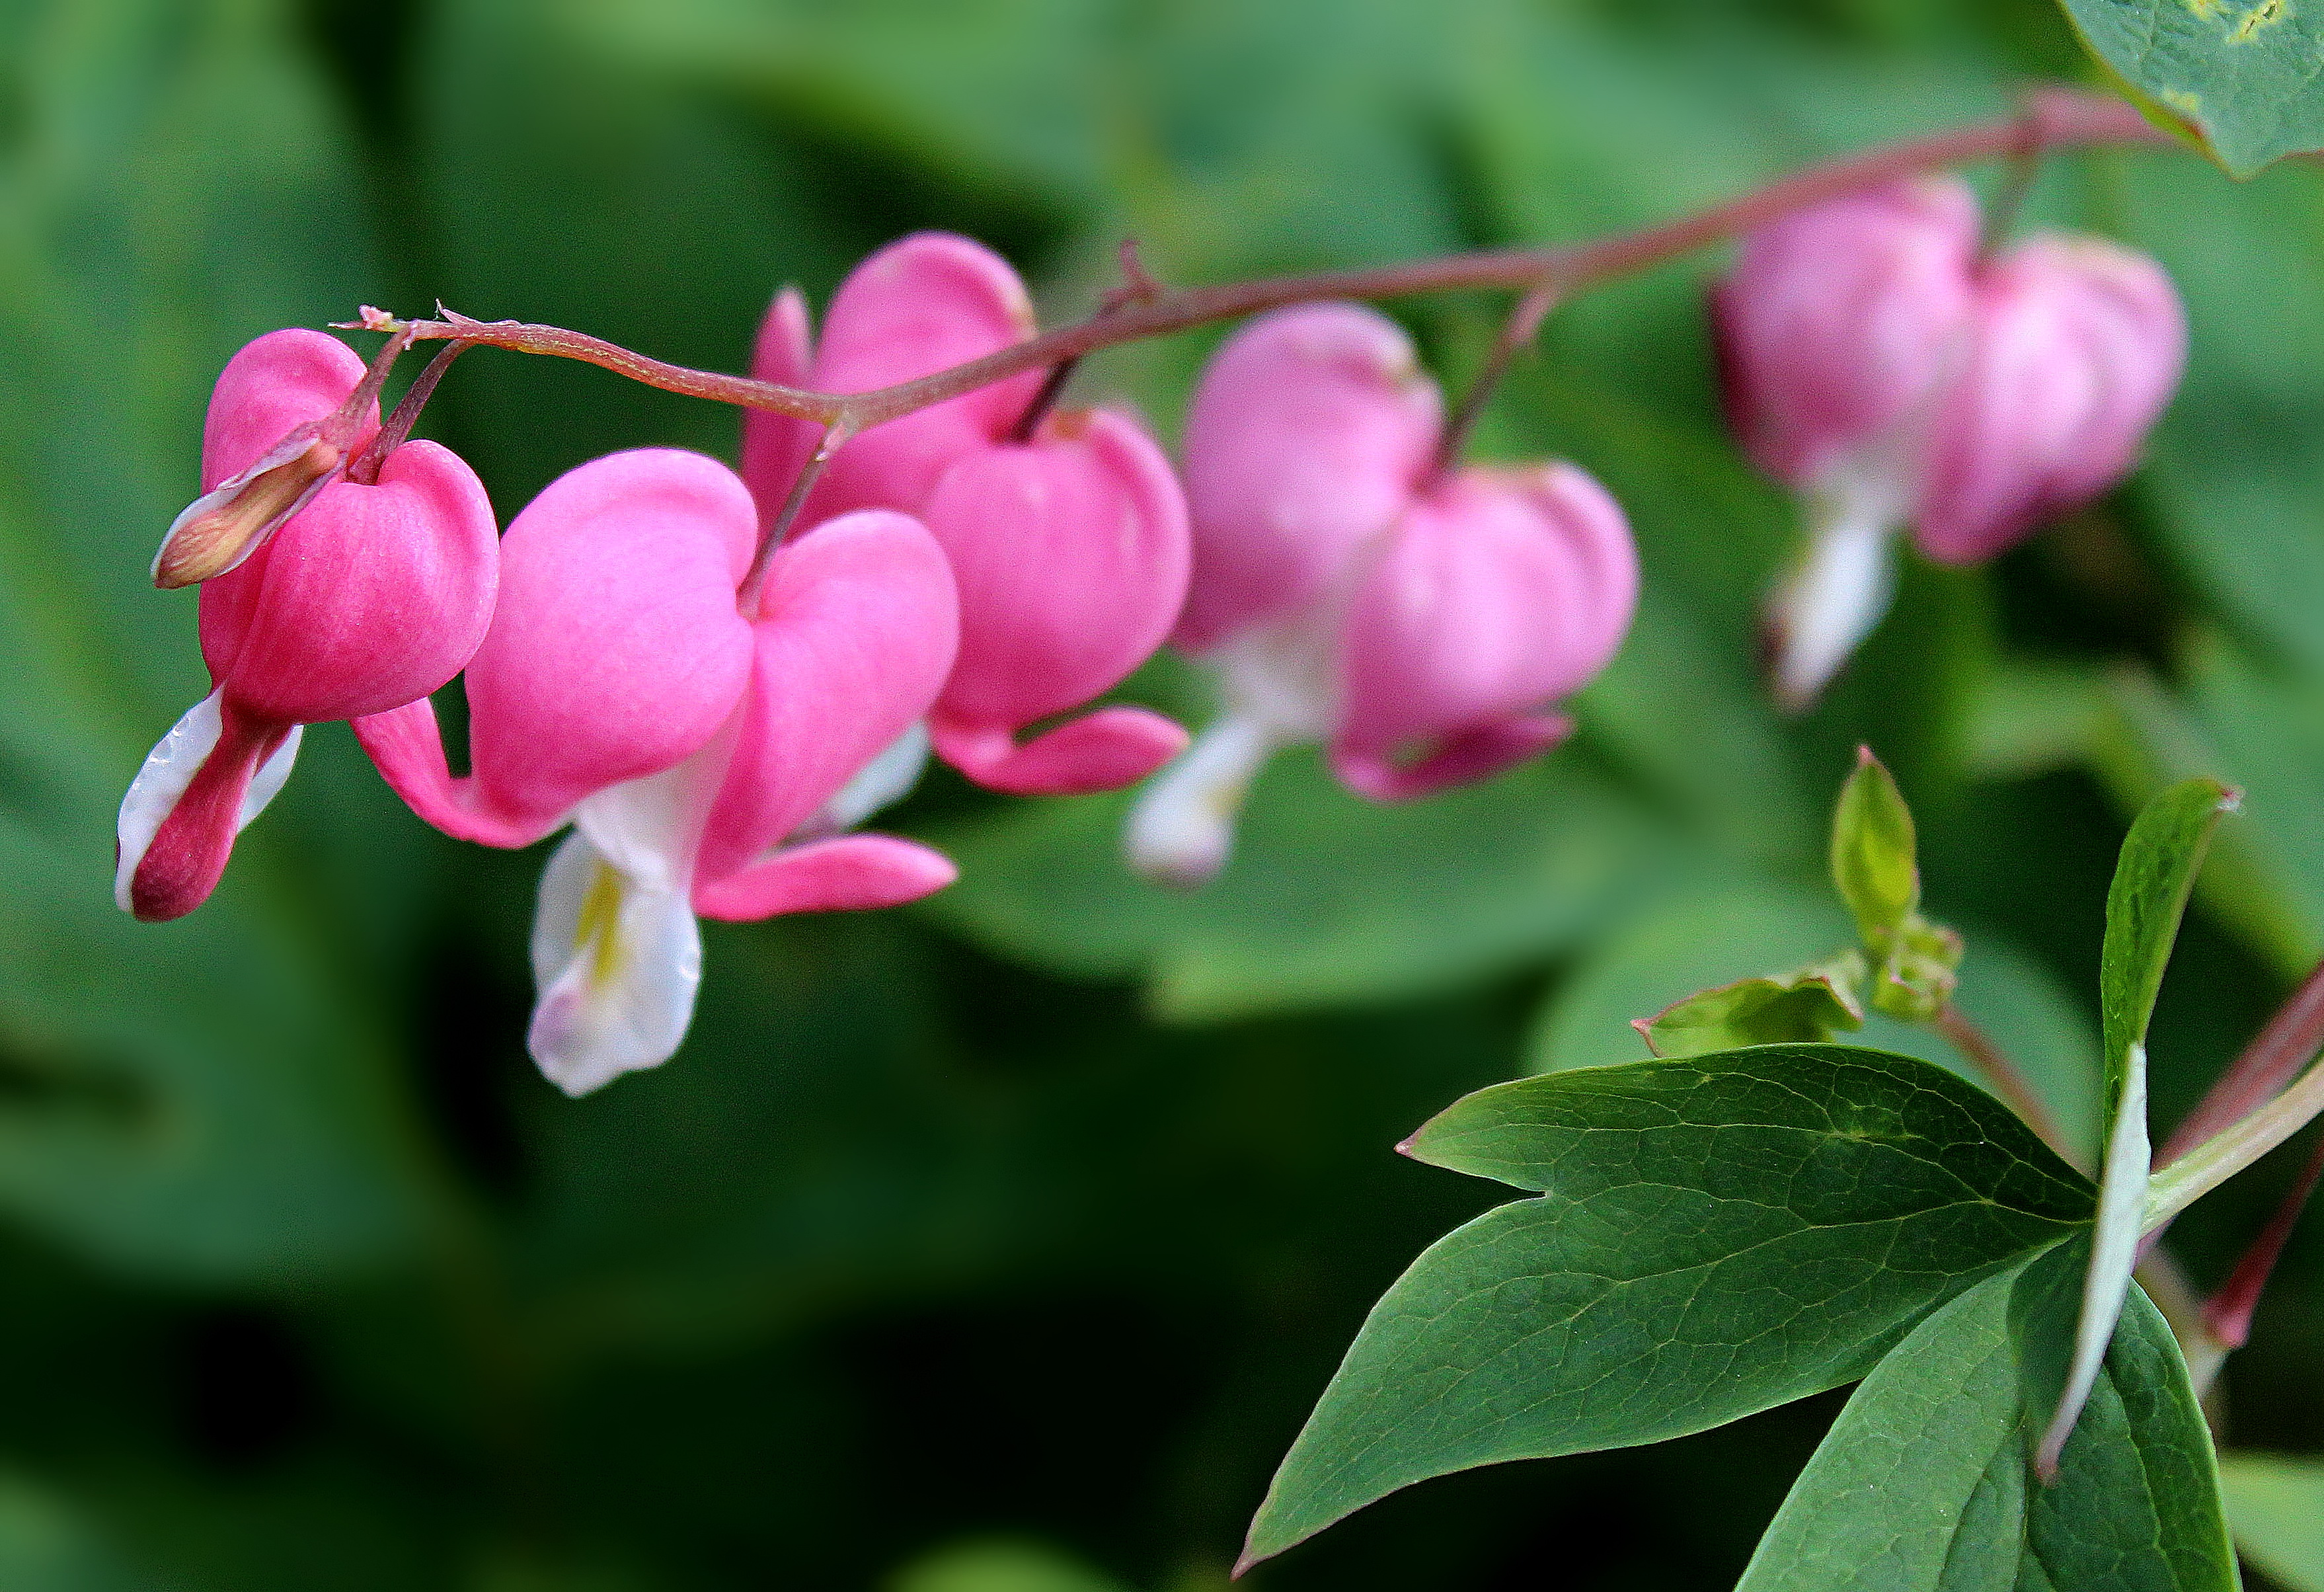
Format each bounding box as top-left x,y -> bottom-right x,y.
1977,93 -> 2053,265
369,90 -> 2165,432
1933,1002 -> 2083,1174
737,417 -> 854,617
1008,357 -> 1080,444
2159,952 -> 2324,1170
350,340 -> 469,485
2203,1127 -> 2324,1349
348,323 -> 416,423
1430,277 -> 1560,483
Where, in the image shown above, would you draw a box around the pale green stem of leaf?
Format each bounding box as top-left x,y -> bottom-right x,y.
2038,1041 -> 2151,1481
2145,1055 -> 2324,1235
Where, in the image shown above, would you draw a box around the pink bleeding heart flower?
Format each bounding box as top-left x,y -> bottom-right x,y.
356,448 -> 958,1095
1126,303 -> 1638,886
745,233 -> 1191,796
743,231 -> 1045,536
918,409 -> 1190,794
1713,177 -> 2184,709
116,329 -> 499,922
1913,234 -> 2186,565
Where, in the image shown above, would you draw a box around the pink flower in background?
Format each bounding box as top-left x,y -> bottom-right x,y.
1126,303 -> 1639,886
744,232 -> 1046,532
1914,235 -> 2186,564
1715,177 -> 2185,709
116,329 -> 498,922
917,409 -> 1190,794
746,233 -> 1190,797
357,449 -> 958,1095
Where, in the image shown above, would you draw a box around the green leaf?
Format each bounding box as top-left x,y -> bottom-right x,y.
2100,777 -> 2237,1119
2219,1453 -> 2324,1592
1739,1242 -> 2236,1591
1238,1046 -> 2093,1570
886,1538 -> 1130,1592
2040,777 -> 2233,1478
924,751 -> 1676,1022
0,0 -> 434,1280
1528,882 -> 2106,1165
1828,749 -> 1963,1023
1832,747 -> 1921,944
1634,951 -> 1866,1056
0,1470 -> 164,1592
2056,0 -> 2324,177
2120,157 -> 2324,691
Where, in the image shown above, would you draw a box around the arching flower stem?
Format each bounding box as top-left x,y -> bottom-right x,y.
349,338 -> 470,486
736,415 -> 855,618
342,90 -> 2164,436
1427,277 -> 1559,487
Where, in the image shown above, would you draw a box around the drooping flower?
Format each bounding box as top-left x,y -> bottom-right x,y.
116,329 -> 499,922
1126,303 -> 1639,886
356,448 -> 959,1095
1714,176 -> 2185,709
745,233 -> 1190,796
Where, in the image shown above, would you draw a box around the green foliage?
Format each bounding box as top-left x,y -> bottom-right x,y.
2039,777 -> 2229,1479
2099,778 -> 2237,1117
2,0 -> 2320,1585
2219,1454 -> 2324,1592
1832,748 -> 1922,944
888,1539 -> 1132,1592
1740,1244 -> 2235,1591
1240,1047 -> 2092,1568
2053,0 -> 2324,177
1830,750 -> 1964,1023
0,1470 -> 162,1592
925,754 -> 1676,1021
1528,883 -> 2106,1162
0,0 -> 435,1280
1633,951 -> 1866,1055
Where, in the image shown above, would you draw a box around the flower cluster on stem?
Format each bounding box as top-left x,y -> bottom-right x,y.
122,89 -> 2196,1101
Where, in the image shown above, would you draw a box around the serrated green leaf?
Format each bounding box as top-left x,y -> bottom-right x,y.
1635,951 -> 1866,1056
1739,1242 -> 2235,1591
2219,1454 -> 2324,1592
2056,0 -> 2324,177
1238,1047 -> 2093,1570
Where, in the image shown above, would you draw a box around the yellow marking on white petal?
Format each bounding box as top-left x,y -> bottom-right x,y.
574,860 -> 627,989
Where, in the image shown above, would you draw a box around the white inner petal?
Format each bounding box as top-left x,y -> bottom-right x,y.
1766,476 -> 1902,713
118,693 -> 225,914
239,723 -> 304,828
1123,711 -> 1277,888
526,828 -> 704,1097
571,737 -> 727,898
114,692 -> 303,913
1212,612 -> 1342,744
812,721 -> 931,837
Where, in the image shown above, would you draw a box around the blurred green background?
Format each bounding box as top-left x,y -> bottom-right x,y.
4,0 -> 2323,1586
